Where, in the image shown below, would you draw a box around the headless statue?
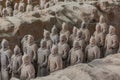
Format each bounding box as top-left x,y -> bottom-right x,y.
8,45 -> 22,78
85,36 -> 101,62
58,34 -> 70,68
105,26 -> 119,56
48,45 -> 63,73
42,29 -> 52,50
37,40 -> 50,77
50,25 -> 59,45
0,39 -> 12,80
20,54 -> 35,80
69,41 -> 84,65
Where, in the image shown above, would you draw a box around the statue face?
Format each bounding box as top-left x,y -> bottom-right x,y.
109,27 -> 115,35
52,26 -> 57,33
77,30 -> 82,38
81,21 -> 87,29
99,15 -> 105,23
44,32 -> 50,39
28,35 -> 34,45
51,45 -> 58,55
90,37 -> 95,45
19,5 -> 24,12
96,24 -> 101,32
1,39 -> 9,49
73,27 -> 77,34
60,35 -> 66,43
14,45 -> 20,55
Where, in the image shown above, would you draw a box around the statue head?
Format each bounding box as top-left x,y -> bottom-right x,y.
1,39 -> 9,50
95,24 -> 101,32
76,30 -> 83,38
22,54 -> 31,65
60,34 -> 67,43
2,8 -> 8,17
14,3 -> 18,10
99,15 -> 105,23
18,3 -> 25,12
109,25 -> 116,35
51,45 -> 58,55
72,26 -> 77,34
90,36 -> 96,45
6,0 -> 11,7
73,41 -> 80,49
27,35 -> 34,45
51,25 -> 57,34
14,45 -> 21,55
43,29 -> 50,39
81,21 -> 87,29
62,22 -> 68,31
40,39 -> 47,48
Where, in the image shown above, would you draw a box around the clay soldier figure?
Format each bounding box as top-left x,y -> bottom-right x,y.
50,25 -> 59,45
58,34 -> 70,68
26,0 -> 33,12
105,26 -> 119,56
20,54 -> 35,80
85,36 -> 100,62
93,24 -> 105,57
80,21 -> 90,45
75,30 -> 86,52
69,26 -> 78,47
7,45 -> 22,78
43,29 -> 52,50
0,39 -> 12,80
60,22 -> 70,41
37,40 -> 50,77
48,45 -> 63,73
5,0 -> 13,16
99,15 -> 108,36
21,35 -> 29,54
69,41 -> 84,65
26,35 -> 37,62
13,3 -> 19,16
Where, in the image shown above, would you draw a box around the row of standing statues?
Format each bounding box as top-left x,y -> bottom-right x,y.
0,15 -> 120,80
0,0 -> 98,17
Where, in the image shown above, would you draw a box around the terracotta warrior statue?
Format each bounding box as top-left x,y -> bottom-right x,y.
20,54 -> 35,80
93,24 -> 105,47
37,40 -> 50,77
85,36 -> 100,62
58,34 -> 70,68
7,45 -> 22,78
13,3 -> 19,16
75,30 -> 86,52
0,39 -> 12,80
48,45 -> 63,73
60,22 -> 70,41
43,29 -> 52,50
69,41 -> 84,65
5,0 -> 13,16
80,21 -> 90,44
105,26 -> 119,56
26,0 -> 33,12
50,25 -> 59,45
69,26 -> 78,47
